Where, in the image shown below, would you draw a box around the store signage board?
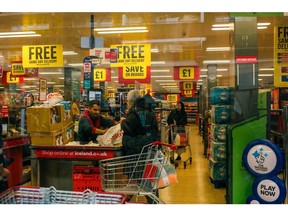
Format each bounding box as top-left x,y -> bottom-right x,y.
118,66 -> 151,84
242,139 -> 284,177
22,44 -> 63,68
179,81 -> 196,91
173,66 -> 200,80
252,176 -> 286,204
274,26 -> 288,87
165,94 -> 180,103
110,44 -> 151,82
6,71 -> 20,84
93,68 -> 111,82
89,48 -> 111,65
11,62 -> 25,76
35,149 -> 114,160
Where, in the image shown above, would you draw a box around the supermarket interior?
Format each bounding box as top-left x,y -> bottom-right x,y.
1,5 -> 288,210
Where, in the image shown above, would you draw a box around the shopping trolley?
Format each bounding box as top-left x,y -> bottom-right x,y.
169,125 -> 192,169
99,141 -> 177,204
0,186 -> 127,204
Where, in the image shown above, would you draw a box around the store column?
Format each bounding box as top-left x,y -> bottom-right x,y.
232,17 -> 258,122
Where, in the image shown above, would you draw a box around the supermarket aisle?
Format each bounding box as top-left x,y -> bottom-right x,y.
159,124 -> 226,204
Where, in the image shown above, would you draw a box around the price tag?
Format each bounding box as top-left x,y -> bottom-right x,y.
6,72 -> 20,83
179,67 -> 194,79
12,63 -> 25,76
167,94 -> 178,102
93,68 -> 106,81
183,82 -> 193,90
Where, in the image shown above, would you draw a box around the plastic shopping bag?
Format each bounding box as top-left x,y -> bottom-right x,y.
96,124 -> 123,146
156,163 -> 178,189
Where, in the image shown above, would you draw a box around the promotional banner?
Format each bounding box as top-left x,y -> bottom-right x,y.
2,71 -> 24,85
11,62 -> 25,76
274,26 -> 288,87
164,94 -> 180,103
89,48 -> 112,65
174,66 -> 200,81
118,66 -> 151,84
22,44 -> 64,68
110,44 -> 151,83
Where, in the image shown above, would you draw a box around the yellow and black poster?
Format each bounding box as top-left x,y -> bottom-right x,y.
22,44 -> 63,68
274,26 -> 288,87
110,44 -> 151,81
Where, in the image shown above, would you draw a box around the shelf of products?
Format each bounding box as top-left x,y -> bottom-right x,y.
184,101 -> 198,124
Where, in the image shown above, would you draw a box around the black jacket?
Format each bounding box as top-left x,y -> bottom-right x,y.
167,109 -> 187,126
121,98 -> 159,155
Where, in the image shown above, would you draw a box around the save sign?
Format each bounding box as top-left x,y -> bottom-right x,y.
110,44 -> 151,80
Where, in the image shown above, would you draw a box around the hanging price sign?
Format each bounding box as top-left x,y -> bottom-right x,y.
93,68 -> 106,81
179,67 -> 194,79
6,72 -> 20,83
166,94 -> 179,103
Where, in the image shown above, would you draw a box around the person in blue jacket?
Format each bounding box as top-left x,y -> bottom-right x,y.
78,100 -> 117,144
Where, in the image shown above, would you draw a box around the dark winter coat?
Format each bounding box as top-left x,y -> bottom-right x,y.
121,97 -> 159,156
167,108 -> 187,126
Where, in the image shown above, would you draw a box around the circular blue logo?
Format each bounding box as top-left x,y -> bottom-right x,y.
242,139 -> 283,177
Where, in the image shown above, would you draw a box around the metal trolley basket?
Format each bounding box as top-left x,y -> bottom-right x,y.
99,141 -> 177,204
0,186 -> 127,204
170,125 -> 192,169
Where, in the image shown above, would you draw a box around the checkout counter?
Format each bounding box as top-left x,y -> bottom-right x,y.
30,144 -> 123,191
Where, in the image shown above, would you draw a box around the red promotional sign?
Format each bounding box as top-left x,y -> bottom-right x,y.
235,56 -> 257,64
1,105 -> 9,118
181,90 -> 195,97
2,71 -> 24,85
164,94 -> 180,103
35,149 -> 115,159
118,66 -> 151,84
174,66 -> 200,81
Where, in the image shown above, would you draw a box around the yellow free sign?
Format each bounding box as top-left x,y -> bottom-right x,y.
12,63 -> 25,76
22,44 -> 63,68
93,68 -> 106,82
167,94 -> 178,103
179,67 -> 195,79
6,72 -> 19,83
110,44 -> 151,67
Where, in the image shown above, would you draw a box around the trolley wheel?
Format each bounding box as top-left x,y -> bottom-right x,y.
184,162 -> 187,169
189,157 -> 192,164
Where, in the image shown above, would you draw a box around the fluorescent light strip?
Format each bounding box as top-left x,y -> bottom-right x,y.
259,68 -> 274,71
151,61 -> 166,65
257,26 -> 268,30
122,37 -> 206,43
0,34 -> 41,38
201,68 -> 228,72
68,63 -> 83,67
0,31 -> 37,35
151,69 -> 170,72
39,72 -> 63,75
203,60 -> 230,64
257,23 -> 271,26
212,27 -> 230,31
151,48 -> 159,53
206,47 -> 230,52
151,75 -> 172,78
155,80 -> 175,82
259,74 -> 273,77
63,51 -> 78,55
97,30 -> 148,34
95,27 -> 147,31
159,83 -> 178,86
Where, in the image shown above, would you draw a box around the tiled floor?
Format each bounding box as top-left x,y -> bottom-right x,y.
159,124 -> 226,204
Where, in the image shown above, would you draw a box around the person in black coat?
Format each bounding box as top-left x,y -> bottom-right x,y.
167,101 -> 187,161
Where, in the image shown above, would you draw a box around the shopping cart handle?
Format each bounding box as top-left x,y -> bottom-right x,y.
152,141 -> 178,150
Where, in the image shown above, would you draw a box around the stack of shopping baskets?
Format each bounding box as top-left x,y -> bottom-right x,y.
0,186 -> 127,204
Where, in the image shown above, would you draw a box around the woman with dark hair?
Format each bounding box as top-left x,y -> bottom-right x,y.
167,101 -> 187,161
167,101 -> 187,126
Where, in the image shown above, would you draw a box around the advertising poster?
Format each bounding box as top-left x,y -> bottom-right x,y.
274,26 -> 288,87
